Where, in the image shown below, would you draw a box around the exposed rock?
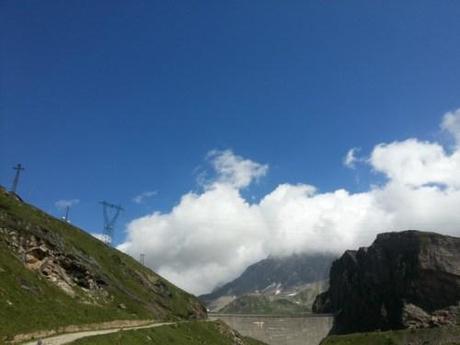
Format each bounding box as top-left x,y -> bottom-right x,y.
2,228 -> 107,300
313,230 -> 460,334
402,303 -> 432,328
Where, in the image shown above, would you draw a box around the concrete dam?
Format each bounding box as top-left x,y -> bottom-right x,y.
209,313 -> 334,345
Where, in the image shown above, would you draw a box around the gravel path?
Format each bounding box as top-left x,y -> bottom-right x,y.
21,322 -> 175,345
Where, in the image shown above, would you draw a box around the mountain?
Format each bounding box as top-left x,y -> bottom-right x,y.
314,230 -> 460,336
218,294 -> 311,315
217,280 -> 328,315
200,253 -> 335,313
0,187 -> 206,342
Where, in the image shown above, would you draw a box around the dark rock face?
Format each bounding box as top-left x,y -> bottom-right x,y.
313,230 -> 460,334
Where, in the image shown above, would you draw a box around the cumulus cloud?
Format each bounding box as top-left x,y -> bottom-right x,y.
118,110 -> 460,295
132,191 -> 157,204
441,108 -> 460,145
206,149 -> 268,188
370,139 -> 460,188
55,199 -> 79,209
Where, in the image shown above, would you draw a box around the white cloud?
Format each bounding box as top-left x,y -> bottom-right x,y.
343,147 -> 361,168
118,109 -> 460,295
441,108 -> 460,145
55,199 -> 79,209
132,191 -> 157,204
119,184 -> 266,294
370,139 -> 460,188
91,233 -> 110,243
207,149 -> 268,189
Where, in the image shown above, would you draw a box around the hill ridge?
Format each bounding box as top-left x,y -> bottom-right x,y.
0,187 -> 206,341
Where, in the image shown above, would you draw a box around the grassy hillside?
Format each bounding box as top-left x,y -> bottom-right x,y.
0,188 -> 205,341
321,326 -> 460,345
70,321 -> 266,345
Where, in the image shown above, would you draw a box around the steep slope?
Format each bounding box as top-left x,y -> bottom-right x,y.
200,253 -> 335,312
0,187 -> 206,341
314,230 -> 460,335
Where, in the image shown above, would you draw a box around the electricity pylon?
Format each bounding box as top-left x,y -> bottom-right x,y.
11,163 -> 25,194
63,206 -> 70,223
100,201 -> 123,245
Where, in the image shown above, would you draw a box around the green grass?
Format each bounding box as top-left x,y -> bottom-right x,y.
70,321 -> 266,345
0,189 -> 204,341
321,326 -> 460,345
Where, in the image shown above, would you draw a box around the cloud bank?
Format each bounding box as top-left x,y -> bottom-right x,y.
118,110 -> 460,295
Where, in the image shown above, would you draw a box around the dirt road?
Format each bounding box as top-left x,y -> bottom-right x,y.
21,322 -> 174,345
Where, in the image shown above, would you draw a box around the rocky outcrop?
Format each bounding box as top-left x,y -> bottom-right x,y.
0,228 -> 108,300
313,230 -> 460,334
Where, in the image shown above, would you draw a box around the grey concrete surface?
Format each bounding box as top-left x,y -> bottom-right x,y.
209,314 -> 333,345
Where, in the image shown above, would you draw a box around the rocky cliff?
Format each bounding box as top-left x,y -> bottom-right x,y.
313,230 -> 460,335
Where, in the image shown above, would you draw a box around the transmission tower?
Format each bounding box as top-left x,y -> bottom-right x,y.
63,206 -> 70,223
140,253 -> 145,266
11,163 -> 25,194
100,201 -> 123,245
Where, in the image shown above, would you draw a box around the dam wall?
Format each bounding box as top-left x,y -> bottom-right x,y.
209,313 -> 334,345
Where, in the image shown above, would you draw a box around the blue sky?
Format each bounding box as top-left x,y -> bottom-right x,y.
1,1 -> 460,248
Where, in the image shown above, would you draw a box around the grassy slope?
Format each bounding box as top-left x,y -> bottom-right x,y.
70,321 -> 266,345
321,326 -> 460,345
0,189 -> 204,340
